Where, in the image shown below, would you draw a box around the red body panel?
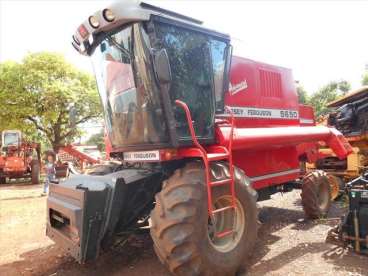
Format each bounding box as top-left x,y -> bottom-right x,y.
225,57 -> 299,128
232,146 -> 299,189
3,156 -> 27,175
204,56 -> 351,189
299,105 -> 315,126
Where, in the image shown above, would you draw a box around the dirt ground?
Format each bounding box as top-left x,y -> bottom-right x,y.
1,183 -> 368,276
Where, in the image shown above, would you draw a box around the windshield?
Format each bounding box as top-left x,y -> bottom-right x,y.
92,23 -> 169,148
92,20 -> 229,150
3,132 -> 20,147
155,22 -> 228,139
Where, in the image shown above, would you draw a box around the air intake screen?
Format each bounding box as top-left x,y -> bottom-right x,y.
260,70 -> 282,98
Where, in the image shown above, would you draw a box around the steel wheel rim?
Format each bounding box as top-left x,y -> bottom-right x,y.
207,195 -> 245,253
327,175 -> 339,200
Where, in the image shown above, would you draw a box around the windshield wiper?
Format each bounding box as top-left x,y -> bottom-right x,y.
108,37 -> 131,60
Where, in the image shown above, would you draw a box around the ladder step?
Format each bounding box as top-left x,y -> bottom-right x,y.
212,205 -> 234,214
207,153 -> 229,161
216,229 -> 234,238
210,178 -> 232,187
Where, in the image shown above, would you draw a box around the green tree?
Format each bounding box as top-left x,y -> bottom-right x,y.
0,52 -> 101,151
309,80 -> 351,118
362,73 -> 368,85
296,84 -> 309,104
86,129 -> 105,152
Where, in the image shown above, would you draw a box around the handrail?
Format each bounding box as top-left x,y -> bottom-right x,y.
175,100 -> 237,219
224,106 -> 236,207
175,100 -> 207,156
224,106 -> 235,154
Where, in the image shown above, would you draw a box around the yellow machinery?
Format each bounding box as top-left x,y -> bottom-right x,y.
309,87 -> 368,199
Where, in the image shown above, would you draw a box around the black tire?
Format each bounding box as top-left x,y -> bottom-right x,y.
31,160 -> 40,184
150,162 -> 258,276
301,170 -> 331,219
0,177 -> 6,184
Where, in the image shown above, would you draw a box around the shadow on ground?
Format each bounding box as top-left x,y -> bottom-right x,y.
0,235 -> 168,276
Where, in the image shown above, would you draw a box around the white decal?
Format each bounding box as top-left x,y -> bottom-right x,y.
299,118 -> 314,124
123,150 -> 160,161
224,106 -> 299,120
250,168 -> 300,182
229,80 -> 248,95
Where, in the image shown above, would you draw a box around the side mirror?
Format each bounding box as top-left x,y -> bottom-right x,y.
154,49 -> 172,85
100,41 -> 107,53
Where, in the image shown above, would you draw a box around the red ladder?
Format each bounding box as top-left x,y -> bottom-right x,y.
175,100 -> 236,238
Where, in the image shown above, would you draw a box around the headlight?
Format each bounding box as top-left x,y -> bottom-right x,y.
88,16 -> 100,28
103,9 -> 115,22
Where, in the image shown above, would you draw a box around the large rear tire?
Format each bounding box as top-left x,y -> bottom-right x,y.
150,162 -> 258,276
31,160 -> 40,184
301,170 -> 331,219
0,177 -> 6,184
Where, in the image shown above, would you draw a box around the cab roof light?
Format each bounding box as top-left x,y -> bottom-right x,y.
103,9 -> 115,22
88,15 -> 100,29
78,24 -> 89,39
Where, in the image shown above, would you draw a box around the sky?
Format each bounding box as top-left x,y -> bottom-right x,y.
1,0 -> 368,94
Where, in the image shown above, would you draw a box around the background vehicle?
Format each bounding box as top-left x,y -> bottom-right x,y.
46,2 -> 352,275
327,171 -> 368,254
309,86 -> 368,199
0,130 -> 41,184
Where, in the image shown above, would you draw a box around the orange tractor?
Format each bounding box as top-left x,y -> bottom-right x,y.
0,130 -> 41,184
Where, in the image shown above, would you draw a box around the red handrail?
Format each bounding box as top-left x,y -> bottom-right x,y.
175,101 -> 236,216
224,106 -> 236,208
175,100 -> 207,156
175,100 -> 212,214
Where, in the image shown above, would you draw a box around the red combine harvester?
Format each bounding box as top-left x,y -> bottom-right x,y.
0,130 -> 41,184
46,2 -> 352,275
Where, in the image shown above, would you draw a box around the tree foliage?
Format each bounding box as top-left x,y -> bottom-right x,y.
363,72 -> 368,85
296,84 -> 308,104
308,80 -> 351,118
0,52 -> 101,151
86,129 -> 105,152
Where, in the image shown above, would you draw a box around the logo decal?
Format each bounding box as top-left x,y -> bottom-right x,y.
123,150 -> 160,161
229,80 -> 248,95
225,106 -> 299,120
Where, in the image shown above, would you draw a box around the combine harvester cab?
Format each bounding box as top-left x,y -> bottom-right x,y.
46,1 -> 352,275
